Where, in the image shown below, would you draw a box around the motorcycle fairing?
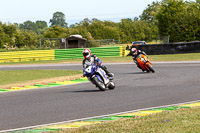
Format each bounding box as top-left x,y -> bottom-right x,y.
96,67 -> 109,84
137,54 -> 152,71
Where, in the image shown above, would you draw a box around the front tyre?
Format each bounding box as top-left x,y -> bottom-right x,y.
146,64 -> 155,73
108,82 -> 115,90
92,76 -> 106,91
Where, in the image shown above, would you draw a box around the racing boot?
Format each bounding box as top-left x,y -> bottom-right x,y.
101,65 -> 114,78
107,72 -> 114,77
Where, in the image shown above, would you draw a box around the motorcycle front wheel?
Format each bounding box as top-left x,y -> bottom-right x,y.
108,82 -> 115,90
92,76 -> 106,91
146,64 -> 155,73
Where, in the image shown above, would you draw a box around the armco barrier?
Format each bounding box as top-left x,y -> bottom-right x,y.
0,47 -> 122,63
55,47 -> 121,60
0,50 -> 55,63
119,46 -> 126,57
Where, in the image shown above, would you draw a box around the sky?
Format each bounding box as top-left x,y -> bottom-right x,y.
0,0 -> 162,26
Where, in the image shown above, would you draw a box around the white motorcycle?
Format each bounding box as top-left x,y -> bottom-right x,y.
83,64 -> 115,91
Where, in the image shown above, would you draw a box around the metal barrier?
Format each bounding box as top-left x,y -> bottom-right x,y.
55,47 -> 121,60
0,50 -> 55,63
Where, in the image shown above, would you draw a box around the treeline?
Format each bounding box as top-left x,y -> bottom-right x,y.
0,0 -> 200,49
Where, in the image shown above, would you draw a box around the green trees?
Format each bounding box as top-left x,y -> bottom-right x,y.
0,22 -> 39,49
75,18 -> 157,43
36,21 -> 48,29
1,3 -> 200,50
156,0 -> 184,42
156,0 -> 200,42
16,31 -> 39,48
0,23 -> 17,48
19,21 -> 36,31
140,1 -> 161,24
49,12 -> 68,27
43,26 -> 68,38
35,21 -> 48,34
119,18 -> 158,43
87,20 -> 120,40
19,20 -> 47,34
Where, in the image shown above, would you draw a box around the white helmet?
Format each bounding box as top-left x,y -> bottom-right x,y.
131,48 -> 137,56
83,48 -> 91,59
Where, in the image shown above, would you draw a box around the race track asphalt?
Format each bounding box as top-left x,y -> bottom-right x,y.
0,62 -> 200,131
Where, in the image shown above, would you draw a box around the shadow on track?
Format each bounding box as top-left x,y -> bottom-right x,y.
123,72 -> 148,74
69,89 -> 102,93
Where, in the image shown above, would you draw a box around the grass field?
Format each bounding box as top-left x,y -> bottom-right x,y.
0,70 -> 82,86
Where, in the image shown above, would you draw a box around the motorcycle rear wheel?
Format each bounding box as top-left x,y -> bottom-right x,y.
92,76 -> 106,91
146,64 -> 155,73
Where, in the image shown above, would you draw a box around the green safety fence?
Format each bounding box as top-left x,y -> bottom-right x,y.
55,47 -> 121,60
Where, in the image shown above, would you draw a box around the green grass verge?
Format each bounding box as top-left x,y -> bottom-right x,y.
61,107 -> 200,133
149,53 -> 200,61
0,70 -> 82,85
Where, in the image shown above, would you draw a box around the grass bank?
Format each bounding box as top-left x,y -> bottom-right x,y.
0,70 -> 82,86
60,107 -> 200,133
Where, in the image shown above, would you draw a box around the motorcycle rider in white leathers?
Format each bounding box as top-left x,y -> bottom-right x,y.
82,48 -> 114,78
